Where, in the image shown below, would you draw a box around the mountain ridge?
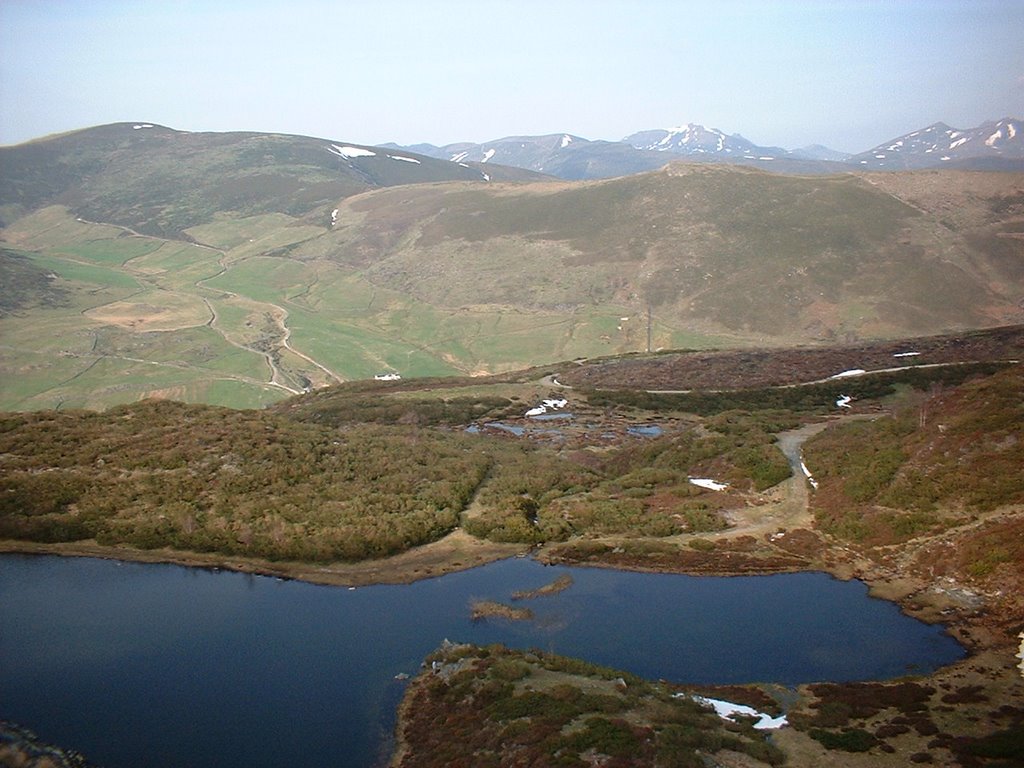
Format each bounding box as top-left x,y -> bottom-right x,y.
387,116 -> 1024,180
0,122 -> 544,236
1,121 -> 1022,410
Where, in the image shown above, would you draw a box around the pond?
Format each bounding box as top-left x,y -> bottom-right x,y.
0,554 -> 964,768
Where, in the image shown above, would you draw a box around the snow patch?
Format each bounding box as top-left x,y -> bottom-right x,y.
481,172 -> 490,182
801,460 -> 818,490
331,208 -> 339,226
450,151 -> 469,163
830,368 -> 866,379
526,398 -> 568,417
683,695 -> 788,730
328,144 -> 376,159
1009,123 -> 1017,140
985,129 -> 1003,147
374,372 -> 401,381
560,134 -> 572,148
893,351 -> 920,358
949,137 -> 969,150
836,395 -> 852,409
689,478 -> 728,492
481,149 -> 496,163
132,124 -> 154,129
388,154 -> 421,164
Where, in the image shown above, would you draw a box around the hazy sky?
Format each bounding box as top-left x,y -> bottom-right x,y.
1,0 -> 1021,153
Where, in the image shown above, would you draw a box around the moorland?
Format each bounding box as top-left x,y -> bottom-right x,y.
1,122 -> 1022,767
2,332 -> 1022,767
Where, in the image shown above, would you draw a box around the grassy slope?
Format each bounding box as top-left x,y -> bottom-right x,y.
804,364 -> 1024,549
0,209 -> 285,410
2,127 -> 1022,410
316,165 -> 1022,344
0,205 -> 722,409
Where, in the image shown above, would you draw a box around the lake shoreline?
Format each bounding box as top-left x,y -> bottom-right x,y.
0,530 -> 1005,646
2,528 -> 1011,650
3,534 -> 1019,768
0,529 -> 529,588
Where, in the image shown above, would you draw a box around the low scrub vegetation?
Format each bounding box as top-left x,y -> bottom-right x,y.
583,361 -> 1013,416
0,248 -> 68,316
805,366 -> 1024,545
0,400 -> 491,561
465,410 -> 793,544
0,390 -> 805,558
395,643 -> 785,768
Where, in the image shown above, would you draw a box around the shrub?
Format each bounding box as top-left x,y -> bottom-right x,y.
809,727 -> 878,752
566,718 -> 640,758
489,659 -> 531,682
688,538 -> 716,552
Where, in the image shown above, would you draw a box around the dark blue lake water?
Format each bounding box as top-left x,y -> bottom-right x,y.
0,554 -> 964,768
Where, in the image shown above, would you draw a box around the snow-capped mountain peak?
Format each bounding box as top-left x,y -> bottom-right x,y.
623,123 -> 790,160
384,117 -> 1022,181
850,118 -> 1023,169
627,123 -> 745,154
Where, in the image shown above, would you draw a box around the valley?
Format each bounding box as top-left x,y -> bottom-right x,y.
2,139 -> 1023,413
2,334 -> 1023,766
1,121 -> 1022,767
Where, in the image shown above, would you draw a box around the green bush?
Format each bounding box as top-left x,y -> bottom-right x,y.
688,538 -> 716,551
962,726 -> 1024,760
566,718 -> 640,758
489,659 -> 531,682
809,727 -> 878,752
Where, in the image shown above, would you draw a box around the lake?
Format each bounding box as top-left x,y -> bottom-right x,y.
0,554 -> 964,767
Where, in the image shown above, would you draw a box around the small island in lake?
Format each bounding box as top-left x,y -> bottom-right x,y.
470,600 -> 534,622
511,573 -> 574,600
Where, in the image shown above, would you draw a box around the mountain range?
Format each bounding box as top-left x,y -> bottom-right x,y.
388,117 -> 1024,180
0,118 -> 1022,409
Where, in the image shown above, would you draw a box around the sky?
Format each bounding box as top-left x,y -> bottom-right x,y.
1,0 -> 1022,153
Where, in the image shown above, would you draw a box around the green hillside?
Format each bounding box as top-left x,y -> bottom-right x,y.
1,124 -> 1022,410
805,364 -> 1024,547
315,165 -> 1022,340
0,122 -> 537,237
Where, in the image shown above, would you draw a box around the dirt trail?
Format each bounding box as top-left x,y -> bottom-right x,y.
196,256 -> 342,393
72,215 -> 344,393
276,304 -> 344,385
706,421 -> 831,540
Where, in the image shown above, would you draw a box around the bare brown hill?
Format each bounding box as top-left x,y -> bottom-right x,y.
295,164 -> 1024,345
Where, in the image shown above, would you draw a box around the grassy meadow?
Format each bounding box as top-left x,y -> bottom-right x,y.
1,206 -> 718,410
